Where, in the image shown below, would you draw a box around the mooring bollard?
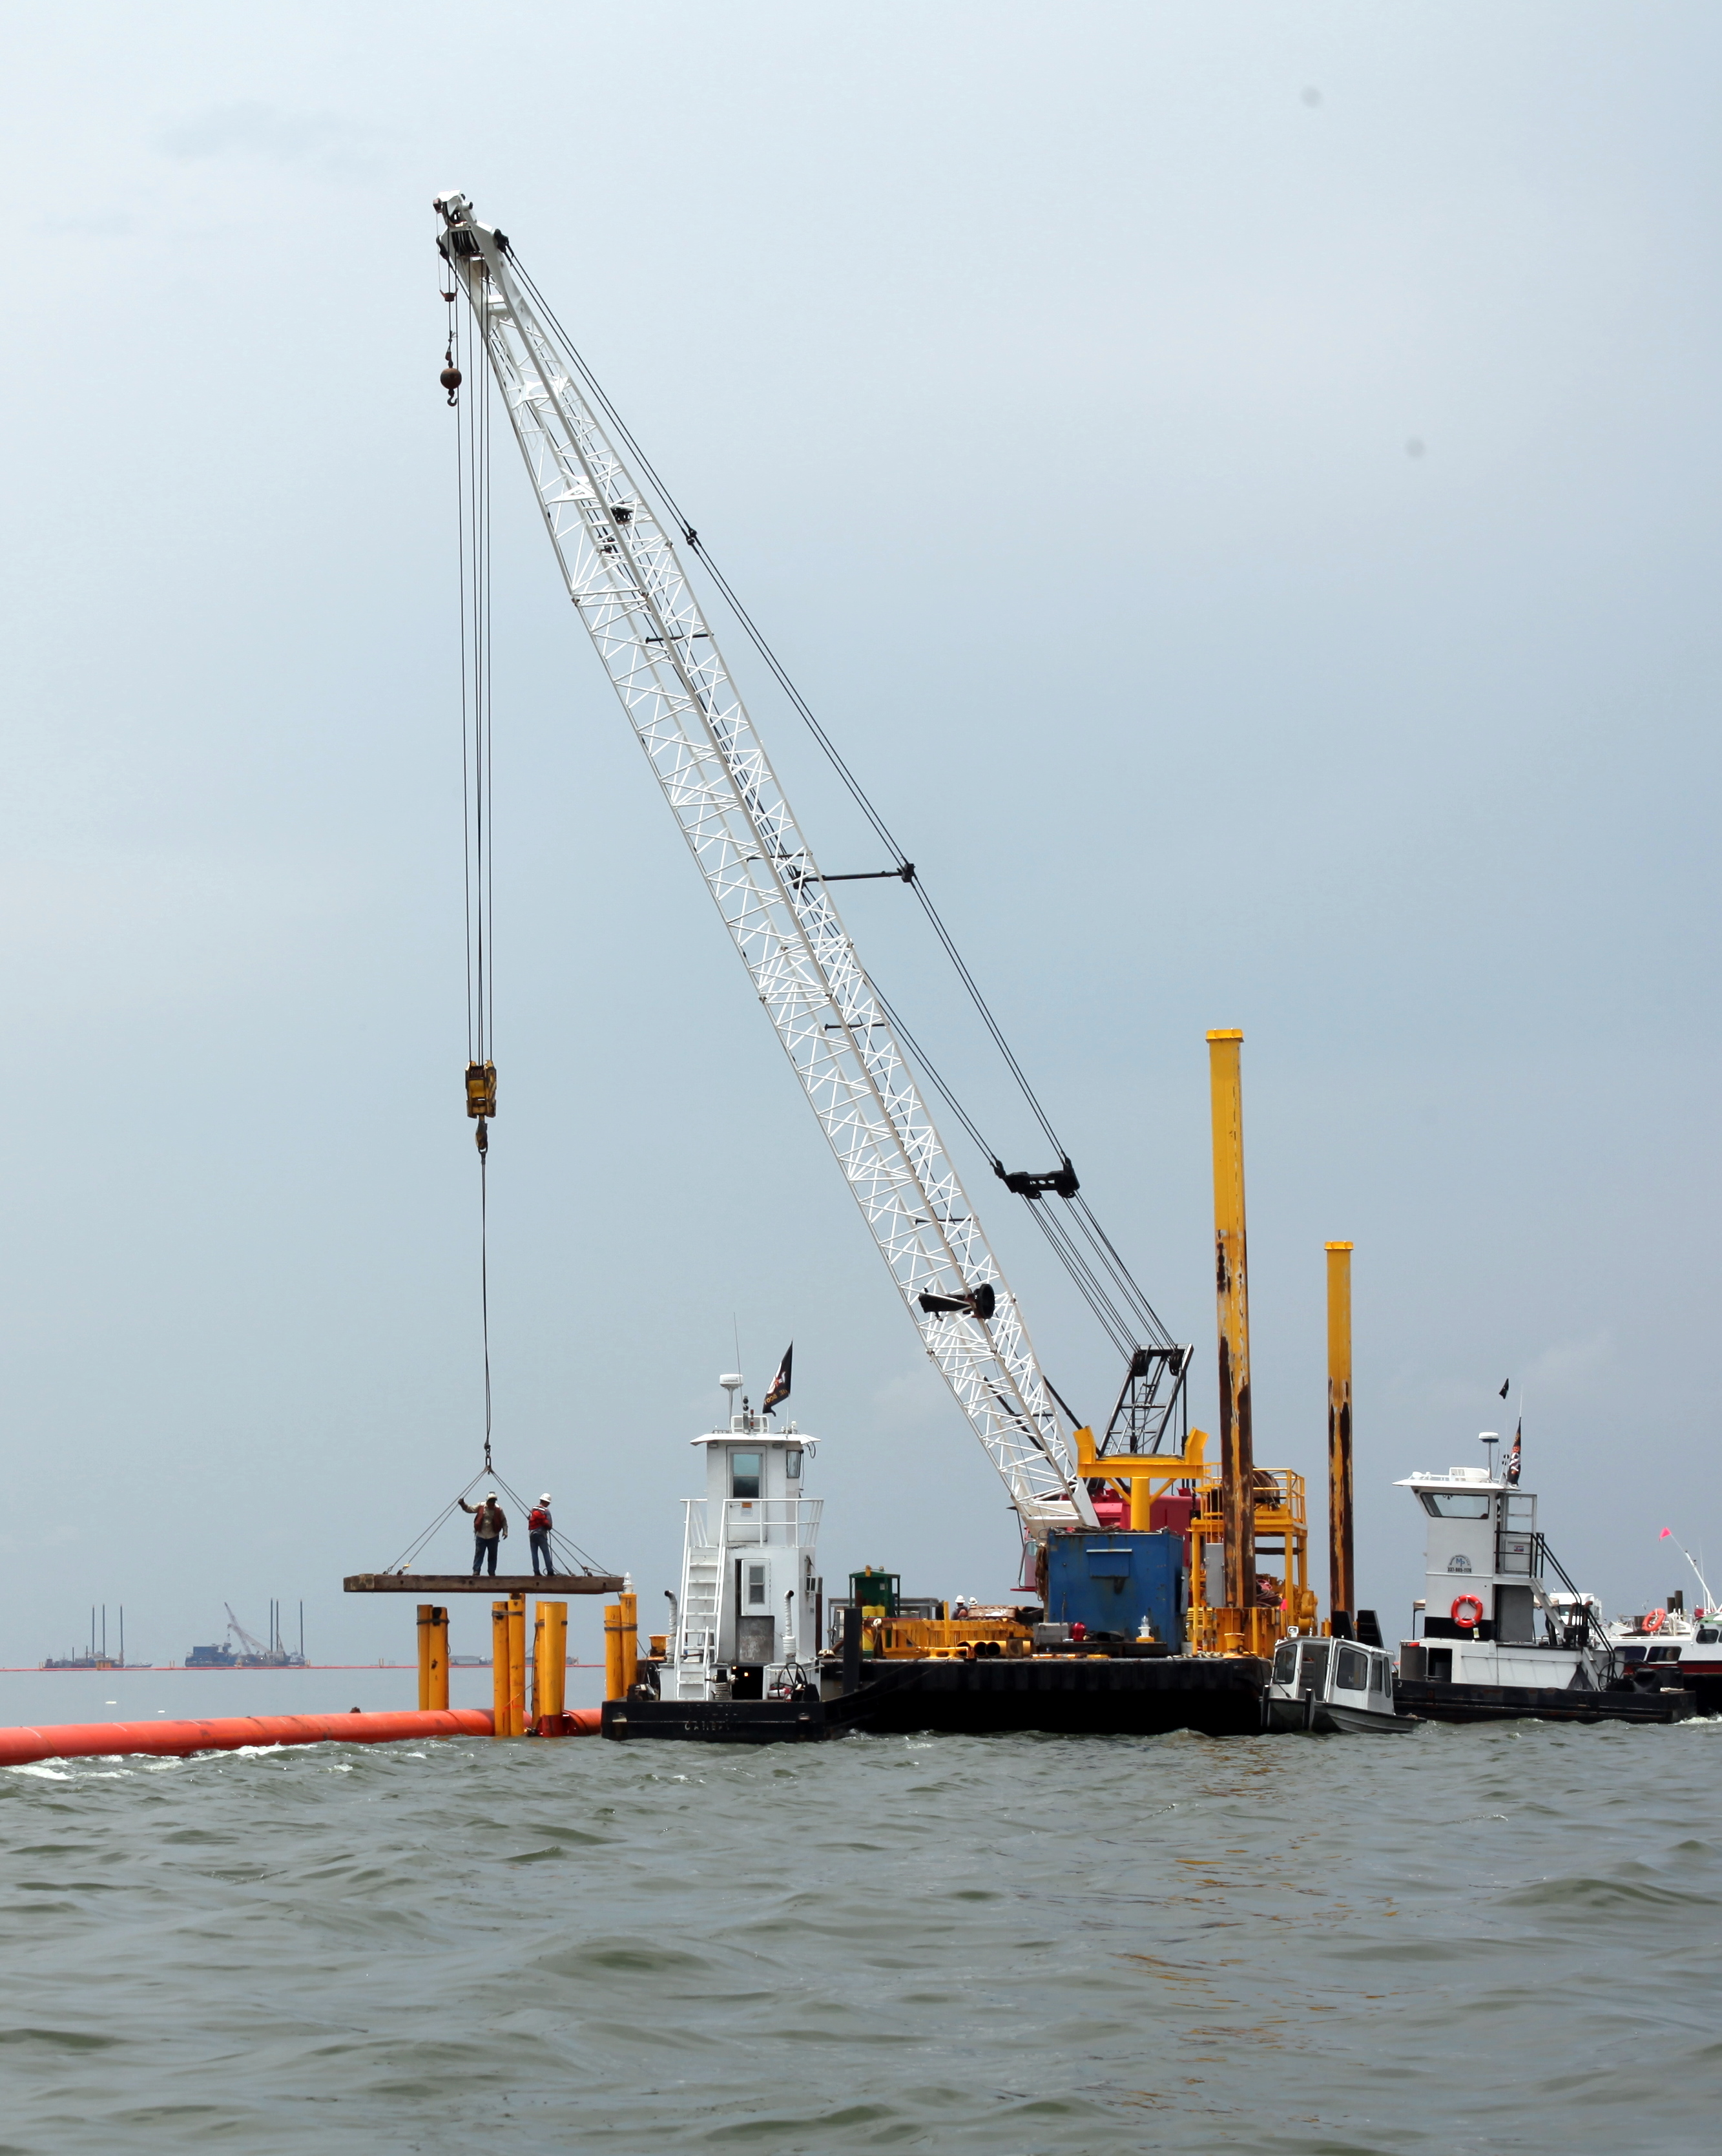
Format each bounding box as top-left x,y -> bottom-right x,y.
618,1591 -> 638,1697
603,1600 -> 626,1701
492,1602 -> 510,1737
536,1602 -> 568,1732
418,1604 -> 451,1711
506,1593 -> 527,1737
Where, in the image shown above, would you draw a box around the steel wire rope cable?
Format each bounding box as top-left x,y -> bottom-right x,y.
466,291 -> 497,1475
505,248 -> 1177,1363
410,271 -> 617,1582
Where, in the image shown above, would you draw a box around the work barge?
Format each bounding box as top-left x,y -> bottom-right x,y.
351,193 -> 1690,1750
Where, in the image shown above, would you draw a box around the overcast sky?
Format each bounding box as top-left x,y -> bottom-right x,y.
2,3 -> 1717,1669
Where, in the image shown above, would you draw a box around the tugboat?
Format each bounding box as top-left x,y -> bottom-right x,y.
605,1377 -> 844,1743
1262,1632 -> 1410,1732
1393,1452 -> 1694,1724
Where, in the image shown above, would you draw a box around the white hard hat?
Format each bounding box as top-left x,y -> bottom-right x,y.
539,1493 -> 552,1505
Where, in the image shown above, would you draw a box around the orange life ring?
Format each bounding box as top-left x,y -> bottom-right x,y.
1644,1608 -> 1666,1635
1450,1595 -> 1486,1630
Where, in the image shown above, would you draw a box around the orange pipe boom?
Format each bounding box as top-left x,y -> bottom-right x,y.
0,1709 -> 495,1768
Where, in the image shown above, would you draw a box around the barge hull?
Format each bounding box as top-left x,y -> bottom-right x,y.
856,1654 -> 1270,1737
603,1657 -> 1269,1743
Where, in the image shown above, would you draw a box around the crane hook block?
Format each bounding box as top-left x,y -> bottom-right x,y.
441,363 -> 462,405
464,1061 -> 497,1119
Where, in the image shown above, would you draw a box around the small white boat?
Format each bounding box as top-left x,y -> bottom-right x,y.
1262,1633 -> 1411,1732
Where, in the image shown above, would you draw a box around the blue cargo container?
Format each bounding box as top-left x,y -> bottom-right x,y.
1044,1528 -> 1184,1643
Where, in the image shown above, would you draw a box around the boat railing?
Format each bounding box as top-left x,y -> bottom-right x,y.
716,1497 -> 823,1547
680,1498 -> 824,1551
1535,1535 -> 1614,1657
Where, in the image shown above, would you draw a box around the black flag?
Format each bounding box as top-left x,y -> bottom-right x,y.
1505,1418 -> 1522,1485
1499,1379 -> 1510,1399
763,1344 -> 793,1414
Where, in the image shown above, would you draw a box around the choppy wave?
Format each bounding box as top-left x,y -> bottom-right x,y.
1,1722 -> 1719,2152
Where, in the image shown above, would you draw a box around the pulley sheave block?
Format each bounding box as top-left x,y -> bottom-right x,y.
464,1060 -> 497,1118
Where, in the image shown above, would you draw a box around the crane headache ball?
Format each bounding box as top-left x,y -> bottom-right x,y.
441,361 -> 462,405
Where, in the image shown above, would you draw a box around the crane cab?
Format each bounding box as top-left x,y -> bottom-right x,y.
659,1381 -> 823,1703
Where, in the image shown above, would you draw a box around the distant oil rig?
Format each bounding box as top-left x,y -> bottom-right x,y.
41,1605 -> 141,1670
183,1602 -> 306,1669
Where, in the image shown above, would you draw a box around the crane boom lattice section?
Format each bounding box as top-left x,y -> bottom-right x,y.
435,193 -> 1088,1536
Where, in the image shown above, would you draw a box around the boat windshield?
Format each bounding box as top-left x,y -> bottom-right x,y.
1335,1644 -> 1371,1693
1419,1491 -> 1493,1518
1272,1641 -> 1298,1684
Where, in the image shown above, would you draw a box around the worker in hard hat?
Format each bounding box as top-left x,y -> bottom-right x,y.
459,1492 -> 508,1576
528,1494 -> 554,1577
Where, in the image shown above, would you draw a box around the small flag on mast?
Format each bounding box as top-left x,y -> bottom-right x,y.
1499,1379 -> 1510,1399
763,1344 -> 793,1414
1505,1417 -> 1522,1485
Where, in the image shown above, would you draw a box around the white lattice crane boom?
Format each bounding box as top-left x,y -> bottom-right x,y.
434,193 -> 1095,1541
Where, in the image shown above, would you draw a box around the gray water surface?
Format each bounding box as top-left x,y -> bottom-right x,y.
2,1717 -> 1719,2153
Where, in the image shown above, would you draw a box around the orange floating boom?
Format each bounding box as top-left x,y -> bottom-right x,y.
0,1707 -> 604,1767
1,1709 -> 488,1768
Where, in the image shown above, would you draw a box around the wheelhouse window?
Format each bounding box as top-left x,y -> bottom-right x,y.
1336,1645 -> 1371,1693
1272,1642 -> 1298,1684
785,1449 -> 803,1481
731,1452 -> 762,1500
1419,1491 -> 1493,1518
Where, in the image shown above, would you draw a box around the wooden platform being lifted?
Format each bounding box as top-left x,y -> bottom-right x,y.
343,1573 -> 625,1595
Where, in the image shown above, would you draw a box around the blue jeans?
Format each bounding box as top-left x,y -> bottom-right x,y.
472,1537 -> 500,1576
530,1531 -> 552,1576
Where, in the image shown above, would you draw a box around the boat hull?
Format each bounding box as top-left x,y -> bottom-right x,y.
1262,1694 -> 1414,1733
1396,1679 -> 1695,1725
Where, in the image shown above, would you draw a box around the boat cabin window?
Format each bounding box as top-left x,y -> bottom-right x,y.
731,1452 -> 762,1500
745,1562 -> 767,1608
1336,1645 -> 1371,1693
1298,1641 -> 1331,1691
1419,1491 -> 1493,1518
1698,1626 -> 1720,1644
1272,1642 -> 1298,1684
1647,1645 -> 1681,1663
785,1449 -> 803,1481
1371,1653 -> 1393,1694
